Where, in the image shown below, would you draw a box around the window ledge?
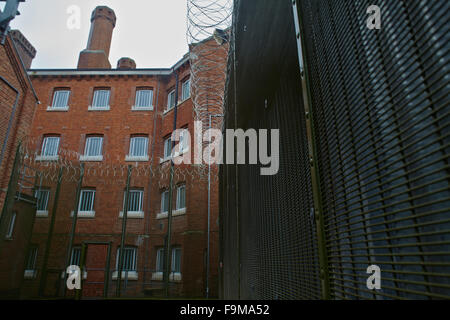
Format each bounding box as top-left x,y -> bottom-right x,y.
119,211 -> 144,219
156,208 -> 186,219
70,211 -> 95,218
132,106 -> 153,111
151,272 -> 181,282
159,157 -> 171,164
112,271 -> 138,280
88,105 -> 110,111
36,210 -> 49,217
125,155 -> 149,162
163,98 -> 190,115
24,270 -> 37,279
47,106 -> 69,111
35,155 -> 59,161
80,155 -> 103,162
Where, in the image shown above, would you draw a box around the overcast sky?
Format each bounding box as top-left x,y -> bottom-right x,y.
8,0 -> 189,69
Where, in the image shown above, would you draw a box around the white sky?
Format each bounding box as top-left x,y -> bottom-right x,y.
8,0 -> 190,69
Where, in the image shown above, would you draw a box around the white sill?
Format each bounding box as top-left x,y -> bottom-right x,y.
159,157 -> 171,164
132,105 -> 153,111
47,106 -> 69,111
36,210 -> 49,217
80,155 -> 103,162
35,155 -> 59,161
88,105 -> 110,111
70,211 -> 95,218
24,270 -> 37,279
156,207 -> 186,219
112,271 -> 138,281
119,211 -> 144,219
125,155 -> 149,162
151,272 -> 182,282
159,149 -> 189,164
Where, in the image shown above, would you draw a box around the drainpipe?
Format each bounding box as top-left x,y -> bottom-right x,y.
0,75 -> 20,169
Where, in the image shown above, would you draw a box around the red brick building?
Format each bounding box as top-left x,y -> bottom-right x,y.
0,1 -> 40,297
20,6 -> 221,298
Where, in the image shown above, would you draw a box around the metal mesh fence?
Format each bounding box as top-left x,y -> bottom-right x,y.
298,0 -> 450,299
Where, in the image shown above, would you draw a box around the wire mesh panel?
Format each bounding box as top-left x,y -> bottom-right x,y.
298,0 -> 450,299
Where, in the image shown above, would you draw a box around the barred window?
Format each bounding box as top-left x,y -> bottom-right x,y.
164,137 -> 172,159
182,79 -> 190,100
51,90 -> 70,108
6,212 -> 16,239
135,89 -> 153,108
84,136 -> 103,156
171,247 -> 181,273
116,247 -> 137,271
176,185 -> 186,210
92,89 -> 110,108
78,189 -> 95,212
167,90 -> 175,109
41,136 -> 60,157
70,247 -> 81,266
129,136 -> 148,157
26,247 -> 38,270
35,189 -> 50,211
161,190 -> 169,213
156,248 -> 164,272
123,189 -> 143,212
179,129 -> 189,153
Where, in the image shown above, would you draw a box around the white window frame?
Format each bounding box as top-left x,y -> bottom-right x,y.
126,136 -> 149,161
24,247 -> 38,278
170,247 -> 182,281
181,79 -> 190,101
176,185 -> 186,210
167,89 -> 175,111
48,90 -> 70,111
89,89 -> 110,110
80,136 -> 103,161
178,129 -> 189,155
35,189 -> 50,217
113,247 -> 138,280
119,189 -> 144,218
133,89 -> 153,110
160,190 -> 169,214
161,137 -> 172,162
73,189 -> 96,217
152,248 -> 165,280
37,136 -> 60,161
5,212 -> 16,239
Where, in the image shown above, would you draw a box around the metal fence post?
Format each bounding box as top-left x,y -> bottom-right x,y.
116,164 -> 133,297
38,166 -> 63,296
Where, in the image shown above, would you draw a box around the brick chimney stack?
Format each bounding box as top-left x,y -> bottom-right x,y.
117,57 -> 136,70
10,29 -> 36,69
77,6 -> 116,69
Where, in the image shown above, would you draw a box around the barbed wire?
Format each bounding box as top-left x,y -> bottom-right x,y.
187,0 -> 232,133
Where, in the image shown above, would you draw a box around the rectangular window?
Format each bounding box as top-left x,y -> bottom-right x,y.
167,90 -> 175,110
35,189 -> 50,211
84,136 -> 103,157
171,247 -> 181,273
41,136 -> 60,157
129,136 -> 148,157
176,185 -> 186,210
70,247 -> 81,266
182,79 -> 190,100
161,190 -> 169,213
6,212 -> 16,239
78,189 -> 95,212
135,89 -> 153,108
164,137 -> 172,159
156,248 -> 164,272
92,89 -> 110,108
124,190 -> 143,212
51,90 -> 70,108
116,247 -> 137,271
179,129 -> 189,153
26,247 -> 38,270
